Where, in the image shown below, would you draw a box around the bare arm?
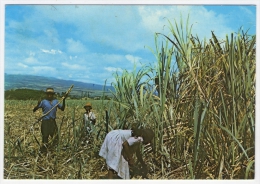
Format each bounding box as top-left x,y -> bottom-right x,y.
122,141 -> 136,166
122,141 -> 132,161
33,100 -> 41,112
60,99 -> 66,111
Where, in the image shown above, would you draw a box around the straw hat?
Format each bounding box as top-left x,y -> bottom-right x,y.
45,88 -> 55,94
84,102 -> 92,108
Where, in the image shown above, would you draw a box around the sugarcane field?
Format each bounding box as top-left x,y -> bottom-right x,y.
3,6 -> 256,181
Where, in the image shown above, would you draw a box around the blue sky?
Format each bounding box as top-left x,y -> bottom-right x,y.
0,2 -> 260,182
3,3 -> 257,85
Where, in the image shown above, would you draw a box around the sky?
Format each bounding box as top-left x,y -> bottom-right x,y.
0,1 -> 260,183
2,2 -> 257,86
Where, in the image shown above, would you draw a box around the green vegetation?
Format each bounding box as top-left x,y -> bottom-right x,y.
4,17 -> 255,179
108,16 -> 255,179
5,89 -> 46,100
4,99 -> 110,179
4,88 -> 112,100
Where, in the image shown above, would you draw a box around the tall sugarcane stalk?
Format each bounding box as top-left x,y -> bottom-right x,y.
153,18 -> 255,178
109,15 -> 255,179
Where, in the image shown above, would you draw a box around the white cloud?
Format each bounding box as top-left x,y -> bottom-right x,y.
5,5 -> 256,86
69,55 -> 78,60
104,67 -> 123,73
61,62 -> 86,70
138,6 -> 233,41
17,63 -> 28,68
34,5 -> 149,53
57,72 -> 91,84
125,54 -> 142,64
32,66 -> 56,73
138,6 -> 168,33
41,49 -> 62,54
32,5 -> 242,53
24,56 -> 39,65
66,38 -> 88,53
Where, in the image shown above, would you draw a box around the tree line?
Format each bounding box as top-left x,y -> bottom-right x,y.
4,89 -> 60,100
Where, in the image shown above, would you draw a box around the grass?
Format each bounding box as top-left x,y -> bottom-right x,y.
108,16 -> 255,179
4,99 -> 108,179
3,17 -> 255,179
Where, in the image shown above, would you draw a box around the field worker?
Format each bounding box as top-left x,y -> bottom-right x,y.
83,102 -> 96,135
33,87 -> 67,153
99,128 -> 154,179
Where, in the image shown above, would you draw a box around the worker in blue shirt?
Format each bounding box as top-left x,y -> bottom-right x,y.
33,87 -> 67,153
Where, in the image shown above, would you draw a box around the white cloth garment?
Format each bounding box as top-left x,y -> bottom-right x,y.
127,136 -> 143,146
99,129 -> 132,179
83,111 -> 96,133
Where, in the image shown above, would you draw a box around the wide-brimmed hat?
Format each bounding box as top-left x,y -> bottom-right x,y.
45,88 -> 55,94
84,102 -> 92,108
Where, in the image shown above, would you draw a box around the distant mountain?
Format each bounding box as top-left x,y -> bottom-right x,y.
4,73 -> 114,98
